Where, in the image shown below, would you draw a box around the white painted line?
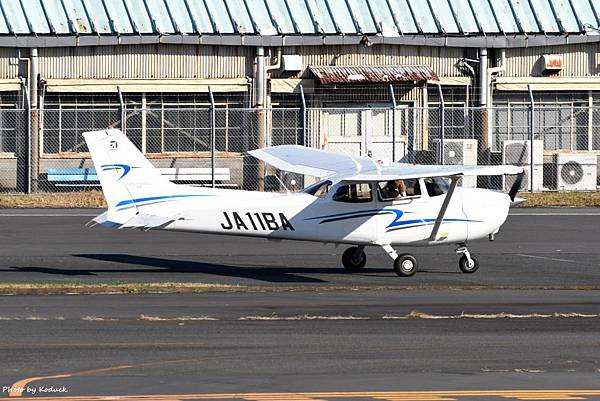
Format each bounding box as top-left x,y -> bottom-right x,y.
517,254 -> 578,263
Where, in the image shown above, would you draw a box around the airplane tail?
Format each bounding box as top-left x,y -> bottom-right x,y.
83,129 -> 180,226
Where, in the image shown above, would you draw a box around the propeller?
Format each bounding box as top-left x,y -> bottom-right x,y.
508,172 -> 524,202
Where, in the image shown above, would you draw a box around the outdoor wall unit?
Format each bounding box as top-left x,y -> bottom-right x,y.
502,140 -> 544,192
555,152 -> 597,191
433,139 -> 478,187
281,55 -> 303,72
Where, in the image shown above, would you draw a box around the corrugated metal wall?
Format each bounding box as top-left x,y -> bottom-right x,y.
38,45 -> 253,79
285,45 -> 465,79
0,48 -> 19,79
504,43 -> 600,77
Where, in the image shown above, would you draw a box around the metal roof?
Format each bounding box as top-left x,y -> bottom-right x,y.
309,65 -> 438,84
2,0 -> 600,48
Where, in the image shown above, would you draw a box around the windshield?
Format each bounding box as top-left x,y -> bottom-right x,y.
304,180 -> 332,198
424,177 -> 450,197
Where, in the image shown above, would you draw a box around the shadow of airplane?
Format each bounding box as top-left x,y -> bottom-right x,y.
4,254 -> 389,283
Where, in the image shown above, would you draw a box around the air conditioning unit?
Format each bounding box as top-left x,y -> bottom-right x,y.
502,140 -> 544,191
555,152 -> 597,191
433,139 -> 478,187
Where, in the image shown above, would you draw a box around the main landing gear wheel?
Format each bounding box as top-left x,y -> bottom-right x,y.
394,253 -> 418,277
459,253 -> 479,274
342,246 -> 367,273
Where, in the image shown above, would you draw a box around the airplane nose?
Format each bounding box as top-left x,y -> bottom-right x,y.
463,189 -> 511,241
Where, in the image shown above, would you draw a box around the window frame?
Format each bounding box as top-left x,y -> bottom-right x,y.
331,182 -> 373,203
376,179 -> 422,202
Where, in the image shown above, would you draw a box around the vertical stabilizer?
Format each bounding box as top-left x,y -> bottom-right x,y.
83,129 -> 176,218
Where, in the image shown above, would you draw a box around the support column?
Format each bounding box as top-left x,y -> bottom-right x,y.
479,48 -> 491,152
30,48 -> 39,193
254,46 -> 266,191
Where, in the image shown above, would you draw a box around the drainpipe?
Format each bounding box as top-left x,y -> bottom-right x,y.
30,48 -> 39,193
479,49 -> 488,108
478,48 -> 490,188
254,47 -> 281,191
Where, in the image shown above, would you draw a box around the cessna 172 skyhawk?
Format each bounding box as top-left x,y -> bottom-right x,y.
84,129 -> 524,277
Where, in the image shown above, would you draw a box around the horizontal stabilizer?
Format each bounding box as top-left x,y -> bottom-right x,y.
88,210 -> 185,230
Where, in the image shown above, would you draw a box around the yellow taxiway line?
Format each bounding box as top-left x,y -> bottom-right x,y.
8,390 -> 600,401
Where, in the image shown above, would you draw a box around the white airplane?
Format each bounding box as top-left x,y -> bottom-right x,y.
83,129 -> 524,277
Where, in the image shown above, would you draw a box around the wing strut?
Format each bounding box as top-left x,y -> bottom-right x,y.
429,176 -> 460,242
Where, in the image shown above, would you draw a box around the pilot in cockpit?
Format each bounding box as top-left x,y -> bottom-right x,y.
383,179 -> 407,199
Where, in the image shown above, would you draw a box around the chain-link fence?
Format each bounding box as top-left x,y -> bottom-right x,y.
1,104 -> 599,193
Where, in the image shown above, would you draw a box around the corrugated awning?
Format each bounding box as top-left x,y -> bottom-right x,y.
496,77 -> 600,91
44,78 -> 249,93
0,79 -> 22,92
270,79 -> 315,93
309,65 -> 438,85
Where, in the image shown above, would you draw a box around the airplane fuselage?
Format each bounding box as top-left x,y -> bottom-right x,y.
129,180 -> 510,248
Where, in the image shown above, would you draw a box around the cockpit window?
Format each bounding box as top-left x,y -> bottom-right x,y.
304,180 -> 332,198
378,179 -> 421,201
332,183 -> 373,203
424,177 -> 450,197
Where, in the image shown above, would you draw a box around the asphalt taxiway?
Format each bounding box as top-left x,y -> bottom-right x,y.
2,290 -> 600,398
1,208 -> 600,399
0,208 -> 599,287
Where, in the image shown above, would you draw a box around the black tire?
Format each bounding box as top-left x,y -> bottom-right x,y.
342,247 -> 367,272
394,253 -> 418,277
459,254 -> 479,274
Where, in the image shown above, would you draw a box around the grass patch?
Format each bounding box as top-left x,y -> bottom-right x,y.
0,191 -> 106,208
0,282 -> 243,295
516,191 -> 600,207
2,283 -> 600,296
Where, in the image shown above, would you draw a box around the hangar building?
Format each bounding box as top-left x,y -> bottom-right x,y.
0,0 -> 599,191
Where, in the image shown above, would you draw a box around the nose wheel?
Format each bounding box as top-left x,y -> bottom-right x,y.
456,245 -> 479,273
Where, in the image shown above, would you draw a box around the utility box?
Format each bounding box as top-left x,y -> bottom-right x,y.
281,55 -> 303,72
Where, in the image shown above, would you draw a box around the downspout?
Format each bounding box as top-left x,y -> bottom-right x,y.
479,49 -> 488,108
254,47 -> 281,191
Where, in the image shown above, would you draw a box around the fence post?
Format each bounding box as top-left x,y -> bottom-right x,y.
209,86 -> 216,189
117,86 -> 125,132
300,85 -> 307,147
389,84 -> 397,162
528,84 -> 535,192
18,79 -> 32,194
437,84 -> 445,164
25,86 -> 31,194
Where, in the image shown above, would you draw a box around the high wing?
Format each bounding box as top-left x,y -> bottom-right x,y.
342,164 -> 523,182
248,145 -> 380,179
250,145 -> 523,181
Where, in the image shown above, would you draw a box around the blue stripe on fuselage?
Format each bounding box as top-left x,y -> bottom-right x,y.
116,194 -> 211,207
